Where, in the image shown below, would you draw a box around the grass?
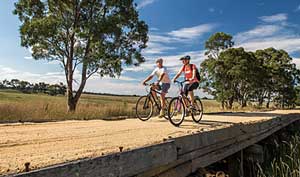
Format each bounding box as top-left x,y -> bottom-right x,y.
0,89 -> 272,122
257,130 -> 300,177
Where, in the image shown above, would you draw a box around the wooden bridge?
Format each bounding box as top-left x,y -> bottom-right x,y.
1,110 -> 299,177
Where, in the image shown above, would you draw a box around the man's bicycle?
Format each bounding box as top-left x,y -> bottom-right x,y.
136,83 -> 171,121
168,80 -> 203,126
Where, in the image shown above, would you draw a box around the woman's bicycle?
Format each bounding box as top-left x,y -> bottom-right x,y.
168,80 -> 204,126
136,83 -> 171,121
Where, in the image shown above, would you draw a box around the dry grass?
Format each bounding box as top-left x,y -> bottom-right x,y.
257,134 -> 300,177
0,90 -> 138,122
0,90 -> 271,122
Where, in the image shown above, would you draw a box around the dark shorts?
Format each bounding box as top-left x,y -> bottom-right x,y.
158,83 -> 170,94
184,82 -> 199,96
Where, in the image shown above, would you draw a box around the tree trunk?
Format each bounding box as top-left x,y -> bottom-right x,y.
68,97 -> 77,112
67,80 -> 77,112
221,100 -> 225,110
266,93 -> 271,108
241,100 -> 247,108
258,93 -> 264,107
228,97 -> 234,109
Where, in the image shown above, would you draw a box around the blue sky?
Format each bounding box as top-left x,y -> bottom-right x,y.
0,0 -> 300,96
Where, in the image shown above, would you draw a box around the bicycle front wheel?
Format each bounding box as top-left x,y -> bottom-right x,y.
168,97 -> 185,127
162,97 -> 173,120
191,97 -> 204,123
136,96 -> 153,121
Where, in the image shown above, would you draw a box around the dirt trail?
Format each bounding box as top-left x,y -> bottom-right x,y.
0,110 -> 299,175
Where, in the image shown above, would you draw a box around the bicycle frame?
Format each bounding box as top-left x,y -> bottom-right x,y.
174,81 -> 192,108
145,84 -> 164,111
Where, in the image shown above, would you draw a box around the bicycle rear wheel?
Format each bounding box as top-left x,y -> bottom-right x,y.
168,97 -> 185,126
191,97 -> 204,123
136,96 -> 153,121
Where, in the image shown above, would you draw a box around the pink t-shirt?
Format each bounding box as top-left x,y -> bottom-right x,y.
180,64 -> 199,83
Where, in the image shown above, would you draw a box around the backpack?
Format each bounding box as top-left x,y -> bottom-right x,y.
190,64 -> 201,81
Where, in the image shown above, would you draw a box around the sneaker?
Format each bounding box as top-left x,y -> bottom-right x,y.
159,109 -> 165,118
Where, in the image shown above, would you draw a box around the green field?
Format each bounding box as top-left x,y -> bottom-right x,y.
0,89 -> 268,122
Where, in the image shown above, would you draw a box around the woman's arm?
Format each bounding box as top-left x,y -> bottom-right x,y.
172,66 -> 184,82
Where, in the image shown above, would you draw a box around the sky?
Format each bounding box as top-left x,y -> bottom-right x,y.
0,0 -> 300,96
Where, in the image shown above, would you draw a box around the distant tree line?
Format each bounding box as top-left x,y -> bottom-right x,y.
0,79 -> 66,96
201,32 -> 300,109
83,91 -> 139,97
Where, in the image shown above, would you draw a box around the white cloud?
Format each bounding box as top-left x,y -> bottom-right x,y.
137,0 -> 156,9
234,25 -> 282,43
237,36 -> 300,54
124,49 -> 206,75
296,5 -> 300,12
143,42 -> 175,54
142,23 -> 216,56
292,58 -> 300,69
168,24 -> 217,39
148,34 -> 175,43
24,56 -> 33,60
47,60 -> 61,65
0,65 -> 68,84
259,13 -> 288,23
234,18 -> 300,55
149,27 -> 159,31
209,8 -> 215,13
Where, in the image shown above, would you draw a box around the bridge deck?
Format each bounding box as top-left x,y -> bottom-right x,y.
1,110 -> 299,176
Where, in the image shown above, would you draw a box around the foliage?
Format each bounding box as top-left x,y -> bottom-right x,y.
0,79 -> 66,95
13,0 -> 148,111
201,32 -> 300,109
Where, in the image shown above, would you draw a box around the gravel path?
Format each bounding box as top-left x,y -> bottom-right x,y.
0,110 -> 299,175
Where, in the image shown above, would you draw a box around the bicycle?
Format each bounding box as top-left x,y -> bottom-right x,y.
135,83 -> 171,121
168,80 -> 204,126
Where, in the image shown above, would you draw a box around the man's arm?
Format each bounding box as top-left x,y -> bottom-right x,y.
142,75 -> 154,85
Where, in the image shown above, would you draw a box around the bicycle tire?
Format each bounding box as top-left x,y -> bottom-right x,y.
136,96 -> 153,121
168,97 -> 185,126
162,97 -> 172,120
191,97 -> 204,123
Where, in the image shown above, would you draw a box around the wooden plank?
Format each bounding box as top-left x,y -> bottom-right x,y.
14,141 -> 177,177
191,115 -> 297,171
140,114 -> 299,177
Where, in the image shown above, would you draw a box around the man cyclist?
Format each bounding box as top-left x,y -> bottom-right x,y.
172,55 -> 199,108
142,58 -> 171,117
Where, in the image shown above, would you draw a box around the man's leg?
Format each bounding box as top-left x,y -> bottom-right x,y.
151,85 -> 158,102
160,93 -> 166,109
159,83 -> 170,117
158,93 -> 166,117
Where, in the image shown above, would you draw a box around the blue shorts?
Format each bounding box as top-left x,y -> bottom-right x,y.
159,83 -> 170,94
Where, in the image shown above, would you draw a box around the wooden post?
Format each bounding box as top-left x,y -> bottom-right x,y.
240,150 -> 244,177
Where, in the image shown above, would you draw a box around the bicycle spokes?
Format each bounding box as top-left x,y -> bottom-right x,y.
136,96 -> 153,121
191,98 -> 203,123
168,97 -> 185,126
176,100 -> 181,112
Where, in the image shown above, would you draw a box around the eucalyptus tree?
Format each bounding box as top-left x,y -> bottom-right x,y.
14,0 -> 148,111
201,32 -> 234,108
255,48 -> 300,108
